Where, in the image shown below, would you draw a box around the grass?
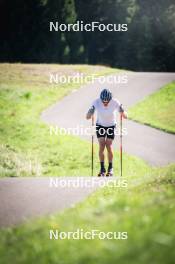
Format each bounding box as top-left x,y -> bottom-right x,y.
0,63 -> 175,263
0,63 -> 124,177
128,82 -> 175,134
0,164 -> 174,264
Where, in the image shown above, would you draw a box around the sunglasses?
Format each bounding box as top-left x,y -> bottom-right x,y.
102,100 -> 109,104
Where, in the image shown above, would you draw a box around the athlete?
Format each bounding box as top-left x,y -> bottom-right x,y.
86,89 -> 127,176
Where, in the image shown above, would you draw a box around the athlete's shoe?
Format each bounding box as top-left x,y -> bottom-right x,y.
106,168 -> 113,177
98,169 -> 106,177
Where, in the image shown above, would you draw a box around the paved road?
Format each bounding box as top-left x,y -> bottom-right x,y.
41,72 -> 175,166
0,177 -> 116,227
1,72 -> 175,228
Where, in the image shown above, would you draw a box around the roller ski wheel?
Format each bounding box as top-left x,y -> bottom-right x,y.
106,168 -> 113,177
98,170 -> 106,177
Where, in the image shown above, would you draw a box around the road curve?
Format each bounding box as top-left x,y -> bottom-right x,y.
1,72 -> 175,228
0,177 -> 115,227
41,72 -> 175,166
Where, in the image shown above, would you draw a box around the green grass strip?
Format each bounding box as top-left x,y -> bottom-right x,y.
129,82 -> 175,134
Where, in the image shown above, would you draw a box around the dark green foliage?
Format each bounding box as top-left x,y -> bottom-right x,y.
0,0 -> 175,71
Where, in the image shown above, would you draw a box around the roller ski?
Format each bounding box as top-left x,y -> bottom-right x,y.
106,168 -> 113,177
98,169 -> 106,177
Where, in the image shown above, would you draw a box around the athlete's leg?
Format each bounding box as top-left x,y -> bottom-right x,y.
98,137 -> 106,162
105,138 -> 113,163
105,138 -> 114,176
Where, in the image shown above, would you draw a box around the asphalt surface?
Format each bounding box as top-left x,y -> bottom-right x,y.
0,177 -> 116,227
1,72 -> 175,228
42,72 -> 175,166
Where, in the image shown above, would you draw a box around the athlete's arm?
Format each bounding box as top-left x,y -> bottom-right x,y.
122,111 -> 128,119
86,105 -> 95,119
119,104 -> 128,119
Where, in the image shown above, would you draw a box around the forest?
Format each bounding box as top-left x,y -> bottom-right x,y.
0,0 -> 175,71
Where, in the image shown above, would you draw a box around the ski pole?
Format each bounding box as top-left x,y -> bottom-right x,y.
120,113 -> 123,177
91,115 -> 94,176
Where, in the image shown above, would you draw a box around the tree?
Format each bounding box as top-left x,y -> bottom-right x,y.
0,0 -> 45,62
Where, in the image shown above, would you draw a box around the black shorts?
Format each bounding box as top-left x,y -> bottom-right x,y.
96,124 -> 116,140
